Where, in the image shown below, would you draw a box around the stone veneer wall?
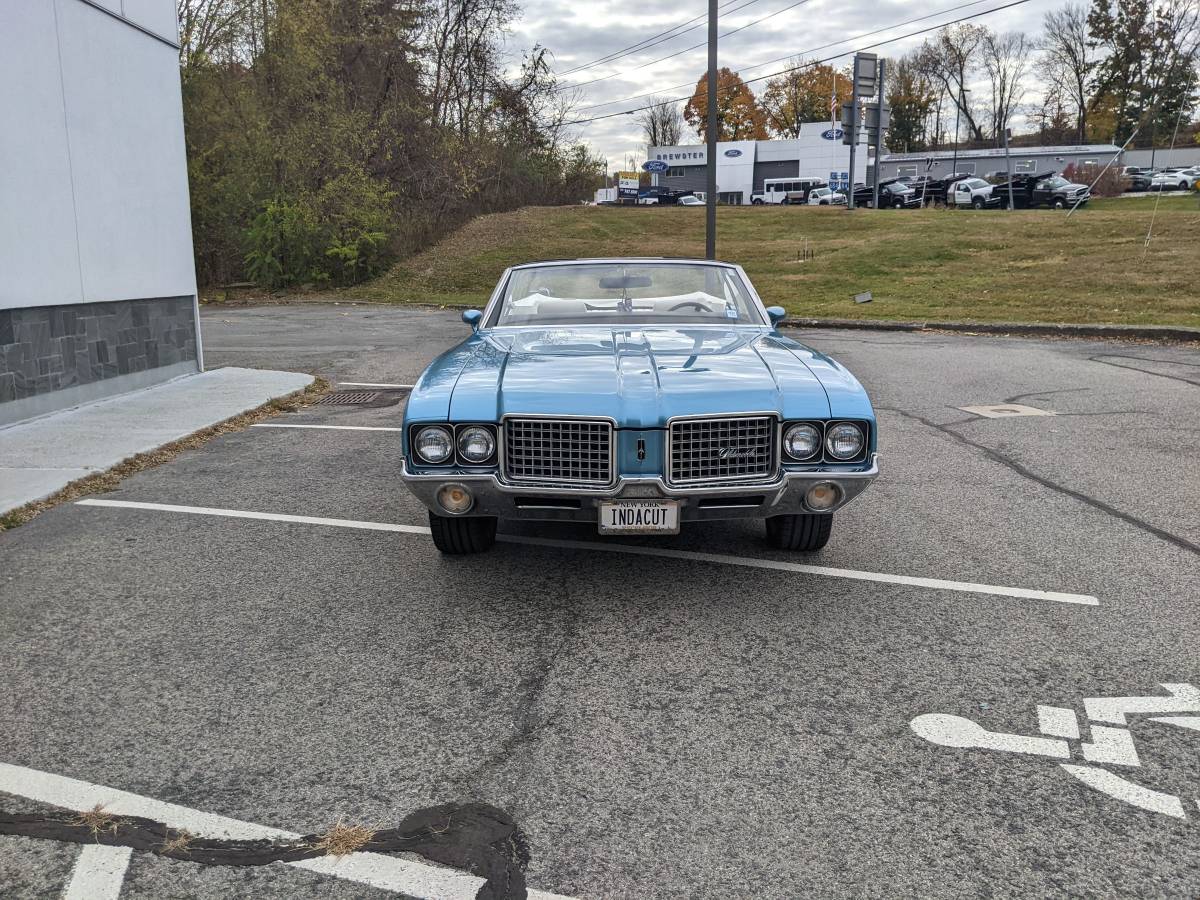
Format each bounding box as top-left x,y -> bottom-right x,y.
0,296 -> 197,406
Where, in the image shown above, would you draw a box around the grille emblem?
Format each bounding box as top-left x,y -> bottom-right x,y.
717,447 -> 755,459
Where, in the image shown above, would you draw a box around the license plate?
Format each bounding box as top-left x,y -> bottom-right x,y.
598,499 -> 680,535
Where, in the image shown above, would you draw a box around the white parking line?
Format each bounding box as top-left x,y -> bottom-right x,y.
75,499 -> 429,535
62,845 -> 132,900
74,499 -> 1100,605
252,424 -> 404,432
338,382 -> 415,389
0,762 -> 573,900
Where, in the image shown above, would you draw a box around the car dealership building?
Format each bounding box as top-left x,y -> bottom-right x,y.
647,123 -> 871,204
0,0 -> 199,426
876,144 -> 1124,181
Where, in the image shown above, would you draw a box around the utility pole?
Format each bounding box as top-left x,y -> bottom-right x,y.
705,0 -> 718,260
847,91 -> 860,209
871,59 -> 887,211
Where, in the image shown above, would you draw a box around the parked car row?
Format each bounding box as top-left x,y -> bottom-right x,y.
1138,166 -> 1200,191
890,171 -> 1092,210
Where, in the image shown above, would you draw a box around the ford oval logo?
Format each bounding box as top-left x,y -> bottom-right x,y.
821,128 -> 844,141
642,159 -> 670,172
723,148 -> 743,157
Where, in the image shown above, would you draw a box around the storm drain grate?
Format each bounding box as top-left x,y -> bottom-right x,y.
315,390 -> 381,406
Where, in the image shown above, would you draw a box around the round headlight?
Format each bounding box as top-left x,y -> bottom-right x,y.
825,423 -> 865,460
784,423 -> 821,460
457,426 -> 495,463
414,426 -> 453,463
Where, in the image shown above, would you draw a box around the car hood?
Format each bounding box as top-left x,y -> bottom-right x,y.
406,326 -> 874,427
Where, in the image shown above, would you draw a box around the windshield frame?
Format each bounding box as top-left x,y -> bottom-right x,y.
480,259 -> 772,329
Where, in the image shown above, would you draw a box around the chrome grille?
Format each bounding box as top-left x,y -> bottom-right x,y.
669,416 -> 776,485
503,418 -> 613,485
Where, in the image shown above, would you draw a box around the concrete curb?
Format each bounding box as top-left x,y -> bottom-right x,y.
783,318 -> 1200,343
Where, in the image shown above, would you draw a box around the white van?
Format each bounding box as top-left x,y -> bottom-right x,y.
751,177 -> 826,205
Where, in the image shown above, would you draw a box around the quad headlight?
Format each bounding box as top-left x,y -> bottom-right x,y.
825,422 -> 865,460
457,425 -> 496,463
414,425 -> 453,463
783,423 -> 821,460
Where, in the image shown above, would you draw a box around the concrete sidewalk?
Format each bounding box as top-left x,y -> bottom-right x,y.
0,367 -> 313,514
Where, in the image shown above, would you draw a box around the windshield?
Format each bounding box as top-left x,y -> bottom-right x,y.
1044,176 -> 1069,188
488,262 -> 766,327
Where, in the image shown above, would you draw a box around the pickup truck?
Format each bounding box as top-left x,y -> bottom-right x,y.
902,173 -> 971,207
852,178 -> 921,209
947,177 -> 1004,209
995,171 -> 1090,209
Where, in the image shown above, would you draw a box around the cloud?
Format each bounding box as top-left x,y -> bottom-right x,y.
506,0 -> 1064,163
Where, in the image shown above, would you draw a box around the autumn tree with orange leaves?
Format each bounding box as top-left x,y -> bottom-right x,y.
683,68 -> 768,140
761,60 -> 852,138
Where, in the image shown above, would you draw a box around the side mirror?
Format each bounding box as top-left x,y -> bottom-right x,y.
766,306 -> 786,326
462,309 -> 483,331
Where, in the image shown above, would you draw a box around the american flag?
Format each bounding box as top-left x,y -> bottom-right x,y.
830,74 -> 838,130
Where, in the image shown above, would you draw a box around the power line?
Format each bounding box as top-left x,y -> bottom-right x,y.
553,0 -> 815,93
573,0 -> 998,113
552,0 -> 754,78
559,0 -> 1035,126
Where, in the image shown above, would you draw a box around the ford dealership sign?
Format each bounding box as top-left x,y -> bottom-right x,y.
821,128 -> 845,141
642,159 -> 670,173
723,148 -> 743,157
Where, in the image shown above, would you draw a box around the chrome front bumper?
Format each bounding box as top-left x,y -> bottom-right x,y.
401,455 -> 879,522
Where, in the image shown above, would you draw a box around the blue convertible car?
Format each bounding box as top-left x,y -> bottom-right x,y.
401,259 -> 878,554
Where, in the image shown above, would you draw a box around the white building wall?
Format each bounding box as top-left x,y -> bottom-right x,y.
757,123 -> 870,187
0,0 -> 195,312
648,126 -> 870,203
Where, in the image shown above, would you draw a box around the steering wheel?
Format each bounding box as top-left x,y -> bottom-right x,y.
668,300 -> 710,312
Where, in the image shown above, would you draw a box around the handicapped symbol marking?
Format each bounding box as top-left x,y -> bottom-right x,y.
911,683 -> 1199,819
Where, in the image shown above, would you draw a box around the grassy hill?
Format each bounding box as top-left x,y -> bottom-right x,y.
351,195 -> 1200,326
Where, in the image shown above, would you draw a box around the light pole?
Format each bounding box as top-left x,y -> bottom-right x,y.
705,0 -> 718,259
950,87 -> 969,176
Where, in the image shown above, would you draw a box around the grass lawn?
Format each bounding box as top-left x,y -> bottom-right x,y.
352,194 -> 1200,326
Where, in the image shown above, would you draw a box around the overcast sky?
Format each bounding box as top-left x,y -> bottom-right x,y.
505,0 -> 1064,168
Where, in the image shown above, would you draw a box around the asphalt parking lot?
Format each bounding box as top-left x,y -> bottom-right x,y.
2,303 -> 1199,899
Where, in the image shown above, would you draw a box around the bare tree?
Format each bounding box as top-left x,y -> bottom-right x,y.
177,0 -> 251,68
982,31 -> 1031,141
918,24 -> 987,143
1036,3 -> 1093,143
638,96 -> 684,149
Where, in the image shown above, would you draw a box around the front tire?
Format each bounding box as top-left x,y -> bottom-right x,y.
972,196 -> 985,209
1053,197 -> 1067,209
752,198 -> 764,205
429,512 -> 497,554
765,514 -> 832,551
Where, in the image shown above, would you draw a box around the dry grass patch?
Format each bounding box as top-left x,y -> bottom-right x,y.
159,830 -> 194,855
72,804 -> 123,838
309,820 -> 378,857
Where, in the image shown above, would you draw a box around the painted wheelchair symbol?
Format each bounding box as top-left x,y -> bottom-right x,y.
911,683 -> 1200,819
